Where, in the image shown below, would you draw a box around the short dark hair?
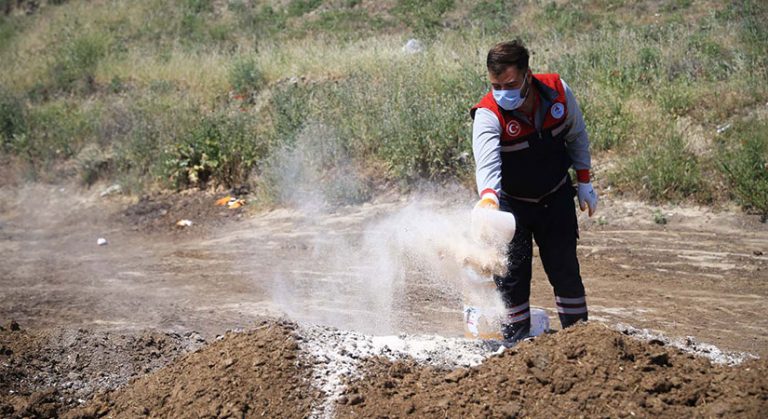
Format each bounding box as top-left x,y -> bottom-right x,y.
487,40 -> 530,76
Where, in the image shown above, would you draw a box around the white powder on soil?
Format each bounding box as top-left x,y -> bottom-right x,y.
298,323 -> 501,419
298,321 -> 759,418
615,323 -> 758,365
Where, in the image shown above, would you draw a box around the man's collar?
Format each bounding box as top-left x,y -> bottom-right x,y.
531,75 -> 558,102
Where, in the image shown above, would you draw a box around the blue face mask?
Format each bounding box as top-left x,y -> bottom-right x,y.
492,76 -> 529,111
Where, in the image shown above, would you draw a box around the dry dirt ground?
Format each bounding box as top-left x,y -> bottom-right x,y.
1,182 -> 767,417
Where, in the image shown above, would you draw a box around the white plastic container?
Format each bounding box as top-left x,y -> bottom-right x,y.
462,206 -> 552,340
464,304 -> 550,339
470,207 -> 516,247
529,308 -> 550,337
463,303 -> 504,340
462,269 -> 504,340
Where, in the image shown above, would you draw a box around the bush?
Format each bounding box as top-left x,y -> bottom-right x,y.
264,59 -> 484,183
228,57 -> 265,97
469,0 -> 515,34
580,95 -> 631,151
23,101 -> 95,162
0,88 -> 25,151
537,1 -> 593,34
612,133 -> 702,202
719,120 -> 768,221
656,81 -> 693,117
77,144 -> 114,186
183,0 -> 212,14
0,15 -> 22,54
50,33 -> 108,92
164,111 -> 266,189
287,0 -> 322,17
298,9 -> 390,40
393,0 -> 455,39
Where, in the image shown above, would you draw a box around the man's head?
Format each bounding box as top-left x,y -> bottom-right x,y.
487,40 -> 531,91
487,40 -> 532,110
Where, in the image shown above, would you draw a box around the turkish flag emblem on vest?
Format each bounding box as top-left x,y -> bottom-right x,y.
506,120 -> 522,137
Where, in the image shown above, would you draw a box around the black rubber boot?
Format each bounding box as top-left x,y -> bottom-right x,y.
558,312 -> 588,329
501,320 -> 530,348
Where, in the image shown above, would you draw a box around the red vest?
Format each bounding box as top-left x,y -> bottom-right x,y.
471,74 -> 572,200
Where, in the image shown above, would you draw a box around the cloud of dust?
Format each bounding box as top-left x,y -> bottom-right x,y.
263,123 -> 508,335
264,122 -> 370,213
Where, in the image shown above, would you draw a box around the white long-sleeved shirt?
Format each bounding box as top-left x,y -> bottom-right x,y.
472,80 -> 591,197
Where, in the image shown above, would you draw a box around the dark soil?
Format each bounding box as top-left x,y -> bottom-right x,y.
336,323 -> 768,418
65,320 -> 317,419
0,321 -> 205,418
119,189 -> 250,235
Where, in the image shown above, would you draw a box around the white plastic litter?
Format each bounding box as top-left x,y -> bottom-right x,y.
96,238 -> 108,246
176,219 -> 193,227
99,184 -> 122,197
402,38 -> 424,54
716,123 -> 731,134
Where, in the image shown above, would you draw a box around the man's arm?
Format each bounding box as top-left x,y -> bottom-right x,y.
561,80 -> 598,216
561,80 -> 591,183
472,108 -> 502,206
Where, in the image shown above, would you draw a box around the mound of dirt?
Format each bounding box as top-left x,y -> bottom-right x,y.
336,323 -> 767,418
0,322 -> 205,418
67,321 -> 317,418
5,319 -> 765,418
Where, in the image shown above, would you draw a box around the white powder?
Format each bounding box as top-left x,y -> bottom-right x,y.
299,323 -> 500,419
615,323 -> 758,365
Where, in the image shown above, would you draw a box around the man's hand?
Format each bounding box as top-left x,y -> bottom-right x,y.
577,182 -> 598,217
475,191 -> 499,210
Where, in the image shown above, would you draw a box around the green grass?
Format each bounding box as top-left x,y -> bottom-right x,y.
50,31 -> 109,92
580,94 -> 632,152
0,0 -> 766,216
0,88 -> 26,151
611,132 -> 703,202
536,0 -> 594,34
718,119 -> 768,221
228,56 -> 265,97
164,110 -> 268,189
393,0 -> 455,39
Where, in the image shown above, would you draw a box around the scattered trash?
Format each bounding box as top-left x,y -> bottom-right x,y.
228,199 -> 246,209
97,238 -> 108,246
176,219 -> 193,228
716,123 -> 731,134
402,38 -> 424,54
215,196 -> 232,206
215,195 -> 247,209
100,184 -> 123,198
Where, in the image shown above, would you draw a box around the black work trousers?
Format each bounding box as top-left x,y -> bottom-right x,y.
494,182 -> 588,342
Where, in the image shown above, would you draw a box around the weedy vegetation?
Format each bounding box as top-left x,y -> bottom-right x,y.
0,0 -> 766,213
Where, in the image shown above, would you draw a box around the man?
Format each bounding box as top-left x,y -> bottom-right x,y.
470,40 -> 598,345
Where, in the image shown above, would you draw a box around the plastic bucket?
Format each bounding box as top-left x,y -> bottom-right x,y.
464,305 -> 550,340
529,308 -> 550,337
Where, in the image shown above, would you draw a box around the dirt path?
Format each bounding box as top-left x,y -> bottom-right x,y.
1,183 -> 766,359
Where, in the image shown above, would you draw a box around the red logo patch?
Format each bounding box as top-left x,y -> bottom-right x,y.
506,120 -> 521,137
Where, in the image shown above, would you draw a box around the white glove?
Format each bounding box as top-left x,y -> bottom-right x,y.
577,182 -> 598,217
